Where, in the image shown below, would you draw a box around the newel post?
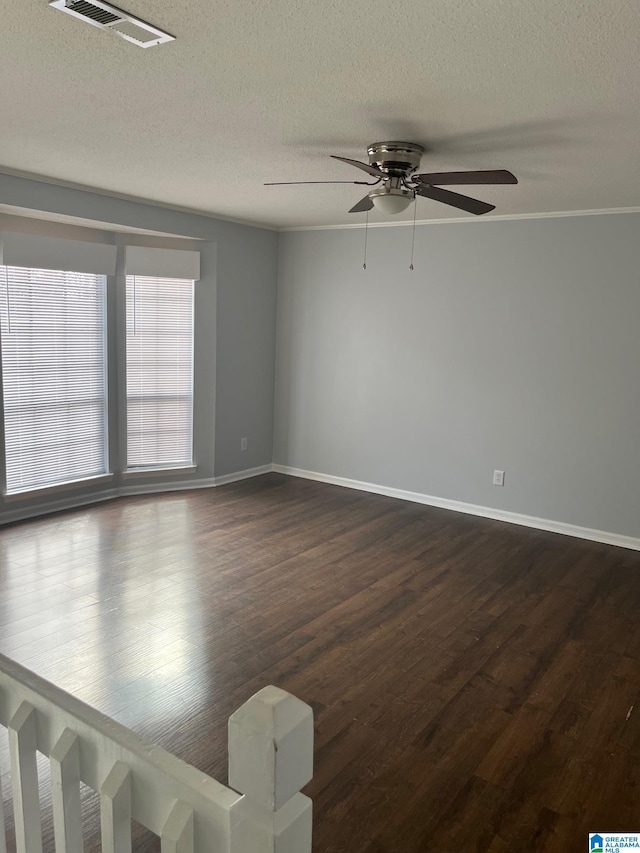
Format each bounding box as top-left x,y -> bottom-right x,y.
228,686 -> 313,853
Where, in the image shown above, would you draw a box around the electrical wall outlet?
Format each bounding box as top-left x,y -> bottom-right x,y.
493,469 -> 505,487
240,437 -> 248,452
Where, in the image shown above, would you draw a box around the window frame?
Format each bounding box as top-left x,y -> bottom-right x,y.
0,241 -> 203,513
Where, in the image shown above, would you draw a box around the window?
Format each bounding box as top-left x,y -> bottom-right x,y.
0,266 -> 108,494
125,275 -> 194,470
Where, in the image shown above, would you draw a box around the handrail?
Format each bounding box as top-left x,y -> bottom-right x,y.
0,653 -> 313,852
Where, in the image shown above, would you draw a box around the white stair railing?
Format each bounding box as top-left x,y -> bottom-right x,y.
0,653 -> 313,853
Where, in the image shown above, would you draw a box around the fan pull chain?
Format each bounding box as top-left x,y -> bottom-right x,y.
409,197 -> 418,271
362,210 -> 369,270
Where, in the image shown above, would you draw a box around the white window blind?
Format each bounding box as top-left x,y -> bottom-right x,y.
126,275 -> 194,469
0,266 -> 108,494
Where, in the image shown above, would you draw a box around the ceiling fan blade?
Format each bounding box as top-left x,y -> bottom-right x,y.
349,194 -> 374,213
416,185 -> 495,215
414,169 -> 517,186
331,155 -> 384,178
264,180 -> 373,185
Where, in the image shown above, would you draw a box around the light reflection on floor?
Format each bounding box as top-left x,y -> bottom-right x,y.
1,497 -> 209,728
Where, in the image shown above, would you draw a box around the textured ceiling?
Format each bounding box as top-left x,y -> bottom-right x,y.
1,0 -> 639,228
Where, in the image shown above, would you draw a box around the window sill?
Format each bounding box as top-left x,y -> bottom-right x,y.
3,473 -> 114,503
121,465 -> 197,480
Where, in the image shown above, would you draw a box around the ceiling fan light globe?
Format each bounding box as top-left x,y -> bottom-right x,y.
372,193 -> 413,215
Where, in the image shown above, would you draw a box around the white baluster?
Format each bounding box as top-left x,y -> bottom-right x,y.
50,729 -> 83,853
100,762 -> 131,853
161,801 -> 193,853
228,686 -> 313,853
8,702 -> 43,853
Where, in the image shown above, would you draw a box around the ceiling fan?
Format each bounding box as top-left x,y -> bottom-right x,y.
265,141 -> 517,215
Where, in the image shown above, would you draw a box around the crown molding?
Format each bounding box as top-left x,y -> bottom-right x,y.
2,166 -> 638,234
0,167 -> 278,233
279,206 -> 640,232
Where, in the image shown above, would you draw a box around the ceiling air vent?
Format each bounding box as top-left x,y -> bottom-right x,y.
49,0 -> 175,47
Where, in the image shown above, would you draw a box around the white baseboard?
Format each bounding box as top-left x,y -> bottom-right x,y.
271,464 -> 640,552
118,478 -> 217,497
118,464 -> 272,494
214,464 -> 273,486
5,463 -> 638,552
0,489 -> 121,526
1,466 -> 273,526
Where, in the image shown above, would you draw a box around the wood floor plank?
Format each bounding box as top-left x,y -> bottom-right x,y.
1,473 -> 639,853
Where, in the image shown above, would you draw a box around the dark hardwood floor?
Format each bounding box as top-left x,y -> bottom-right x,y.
1,473 -> 640,852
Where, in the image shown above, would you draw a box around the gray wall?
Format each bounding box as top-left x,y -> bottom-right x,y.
214,222 -> 278,477
274,214 -> 640,538
0,174 -> 278,523
4,170 -> 638,540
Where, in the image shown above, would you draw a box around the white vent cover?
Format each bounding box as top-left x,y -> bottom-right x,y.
49,0 -> 175,47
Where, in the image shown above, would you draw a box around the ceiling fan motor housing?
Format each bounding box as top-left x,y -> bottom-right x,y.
369,184 -> 413,202
367,141 -> 424,176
